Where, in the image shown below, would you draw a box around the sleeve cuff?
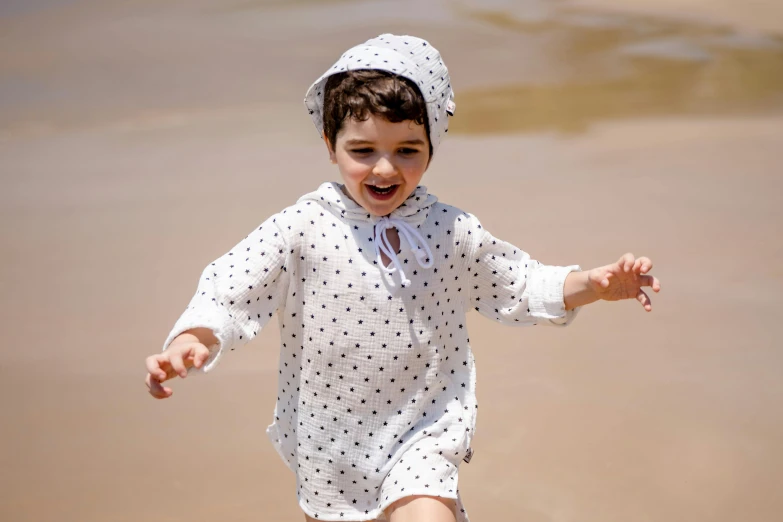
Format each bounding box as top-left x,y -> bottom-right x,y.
527,264 -> 582,326
161,315 -> 236,373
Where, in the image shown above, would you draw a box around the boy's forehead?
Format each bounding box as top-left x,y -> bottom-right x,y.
338,116 -> 428,141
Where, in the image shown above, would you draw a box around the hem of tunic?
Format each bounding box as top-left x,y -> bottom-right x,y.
266,422 -> 469,521
297,489 -> 461,522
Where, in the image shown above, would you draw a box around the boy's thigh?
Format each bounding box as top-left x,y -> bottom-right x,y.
303,495 -> 456,522
385,495 -> 457,522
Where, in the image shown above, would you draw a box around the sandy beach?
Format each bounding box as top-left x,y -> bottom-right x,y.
1,1 -> 782,521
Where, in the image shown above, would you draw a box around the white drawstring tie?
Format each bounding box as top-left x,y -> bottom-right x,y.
373,216 -> 434,286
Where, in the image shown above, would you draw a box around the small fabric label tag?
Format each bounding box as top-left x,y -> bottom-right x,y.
463,447 -> 474,463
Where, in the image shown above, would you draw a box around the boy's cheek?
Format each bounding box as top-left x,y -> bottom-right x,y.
341,166 -> 370,184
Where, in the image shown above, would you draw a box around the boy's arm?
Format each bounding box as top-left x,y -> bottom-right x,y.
146,327 -> 218,398
176,327 -> 219,347
564,253 -> 660,311
170,327 -> 220,365
161,212 -> 290,372
461,214 -> 660,324
563,271 -> 599,311
462,212 -> 580,327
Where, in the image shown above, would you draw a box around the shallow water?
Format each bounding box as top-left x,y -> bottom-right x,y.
1,0 -> 781,139
450,3 -> 783,134
0,0 -> 80,17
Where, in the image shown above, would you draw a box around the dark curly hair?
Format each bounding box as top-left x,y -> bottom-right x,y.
323,70 -> 432,158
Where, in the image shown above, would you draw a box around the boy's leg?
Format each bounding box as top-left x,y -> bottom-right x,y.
303,496 -> 455,522
385,495 -> 457,522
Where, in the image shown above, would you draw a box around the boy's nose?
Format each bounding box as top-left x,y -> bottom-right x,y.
372,156 -> 397,177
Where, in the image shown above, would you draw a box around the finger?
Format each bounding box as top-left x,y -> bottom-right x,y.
145,354 -> 169,382
636,289 -> 652,311
620,253 -> 635,273
638,257 -> 653,274
168,350 -> 188,379
601,271 -> 613,288
639,275 -> 661,292
191,344 -> 211,369
146,373 -> 173,399
633,257 -> 642,273
146,374 -> 164,398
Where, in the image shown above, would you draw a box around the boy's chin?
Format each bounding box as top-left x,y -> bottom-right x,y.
361,200 -> 398,217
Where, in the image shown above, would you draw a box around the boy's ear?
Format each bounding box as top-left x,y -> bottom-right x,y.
324,136 -> 337,164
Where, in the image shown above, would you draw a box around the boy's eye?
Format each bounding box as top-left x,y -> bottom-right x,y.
399,148 -> 419,155
351,148 -> 374,154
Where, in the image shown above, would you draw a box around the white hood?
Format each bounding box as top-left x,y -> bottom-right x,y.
298,182 -> 439,286
297,181 -> 438,228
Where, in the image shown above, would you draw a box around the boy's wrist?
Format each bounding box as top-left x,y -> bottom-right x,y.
585,269 -> 602,296
169,328 -> 219,350
564,270 -> 600,310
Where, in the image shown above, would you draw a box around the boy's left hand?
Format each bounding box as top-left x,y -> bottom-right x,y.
588,253 -> 661,311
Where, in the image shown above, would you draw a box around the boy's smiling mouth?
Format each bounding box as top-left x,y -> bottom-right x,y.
366,183 -> 400,200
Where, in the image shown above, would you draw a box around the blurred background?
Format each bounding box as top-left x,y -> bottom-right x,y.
1,0 -> 781,521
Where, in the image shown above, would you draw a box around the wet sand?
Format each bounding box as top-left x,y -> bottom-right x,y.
1,1 -> 782,521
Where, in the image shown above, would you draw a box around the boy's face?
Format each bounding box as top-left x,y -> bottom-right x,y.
327,115 -> 430,217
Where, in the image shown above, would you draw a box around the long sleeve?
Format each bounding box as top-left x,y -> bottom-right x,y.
462,213 -> 580,327
162,213 -> 290,372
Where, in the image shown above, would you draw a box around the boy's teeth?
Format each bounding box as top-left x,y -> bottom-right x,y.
368,184 -> 397,194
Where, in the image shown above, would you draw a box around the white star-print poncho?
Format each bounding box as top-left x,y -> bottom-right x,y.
163,182 -> 580,521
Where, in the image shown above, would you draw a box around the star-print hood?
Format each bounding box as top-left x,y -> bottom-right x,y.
305,34 -> 456,156
298,182 -> 439,285
298,182 -> 437,226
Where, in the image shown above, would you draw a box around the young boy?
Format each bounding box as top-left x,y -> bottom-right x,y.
145,34 -> 660,522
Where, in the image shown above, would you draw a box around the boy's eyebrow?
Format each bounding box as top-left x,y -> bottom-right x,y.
343,139 -> 426,146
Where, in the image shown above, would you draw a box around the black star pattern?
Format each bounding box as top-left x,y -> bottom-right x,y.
166,177 -> 576,519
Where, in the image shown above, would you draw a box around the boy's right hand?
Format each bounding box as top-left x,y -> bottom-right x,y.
145,340 -> 210,399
